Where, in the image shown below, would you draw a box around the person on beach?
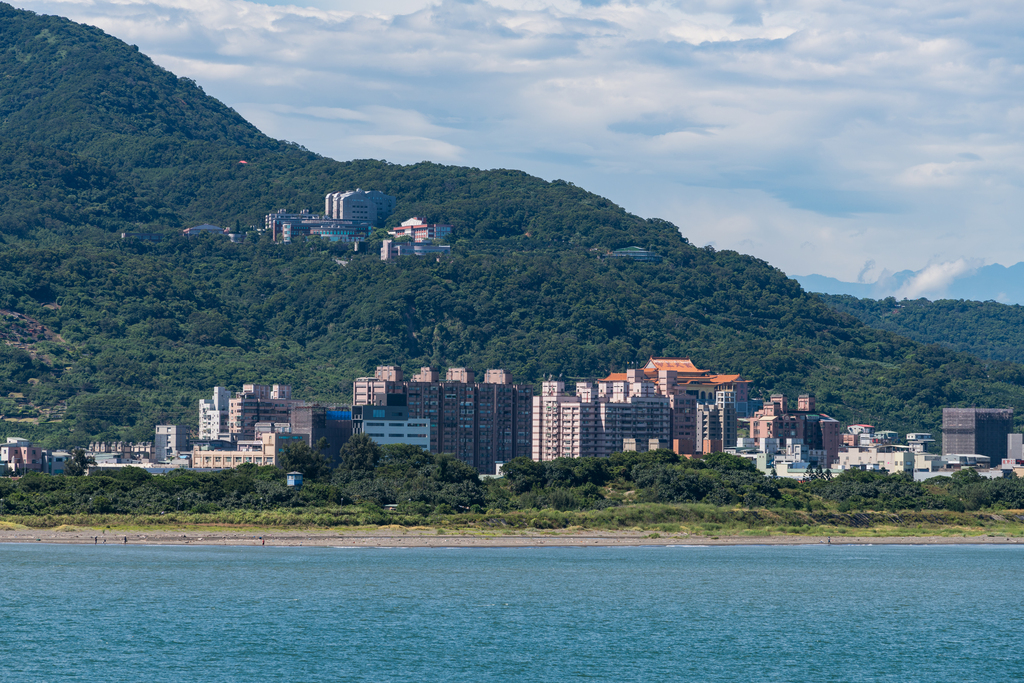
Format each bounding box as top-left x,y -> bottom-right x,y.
94,536 -> 97,544
123,536 -> 127,544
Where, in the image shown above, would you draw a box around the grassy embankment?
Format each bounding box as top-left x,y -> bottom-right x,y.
2,504 -> 1023,538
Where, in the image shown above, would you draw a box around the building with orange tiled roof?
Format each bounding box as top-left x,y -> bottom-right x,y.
532,371 -> 672,461
532,358 -> 751,460
639,357 -> 754,417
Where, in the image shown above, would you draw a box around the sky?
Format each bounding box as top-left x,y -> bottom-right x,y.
14,0 -> 1024,292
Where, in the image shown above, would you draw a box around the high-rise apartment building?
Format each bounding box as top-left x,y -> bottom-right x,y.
352,366 -> 533,474
324,189 -> 396,224
532,371 -> 672,461
749,394 -> 841,466
228,384 -> 301,441
198,387 -> 231,441
942,408 -> 1014,461
696,390 -> 737,454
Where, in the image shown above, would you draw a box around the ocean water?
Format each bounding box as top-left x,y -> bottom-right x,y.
0,543 -> 1020,682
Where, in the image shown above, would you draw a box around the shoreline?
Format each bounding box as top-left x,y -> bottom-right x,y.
1,528 -> 1022,548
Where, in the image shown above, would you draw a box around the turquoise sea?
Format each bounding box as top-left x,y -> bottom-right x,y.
0,543 -> 1020,682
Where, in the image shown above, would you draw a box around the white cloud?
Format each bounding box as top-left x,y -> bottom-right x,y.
895,258 -> 983,299
12,0 -> 1024,282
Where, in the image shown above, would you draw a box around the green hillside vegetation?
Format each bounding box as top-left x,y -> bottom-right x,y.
2,3 -> 1024,453
818,295 -> 1024,367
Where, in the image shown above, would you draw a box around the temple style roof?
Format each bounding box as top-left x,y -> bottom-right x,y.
599,358 -> 748,386
644,357 -> 704,375
643,357 -> 748,385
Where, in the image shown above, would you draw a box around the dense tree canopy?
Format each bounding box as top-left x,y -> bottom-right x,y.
4,448 -> 1023,519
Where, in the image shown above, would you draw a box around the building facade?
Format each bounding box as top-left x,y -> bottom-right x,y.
641,357 -> 755,417
290,405 -> 353,464
353,366 -> 533,474
190,432 -> 288,469
324,189 -> 396,224
749,394 -> 841,466
264,209 -> 371,244
838,446 -> 915,473
155,425 -> 190,461
0,437 -> 43,473
388,217 -> 453,242
942,408 -> 1014,461
696,390 -> 737,454
352,397 -> 430,449
381,240 -> 452,260
199,387 -> 231,441
532,372 -> 672,461
228,384 -> 300,441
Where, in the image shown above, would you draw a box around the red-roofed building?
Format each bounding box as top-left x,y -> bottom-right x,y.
533,358 -> 750,460
388,217 -> 453,242
640,357 -> 753,415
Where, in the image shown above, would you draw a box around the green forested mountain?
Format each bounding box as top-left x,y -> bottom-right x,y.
818,295 -> 1024,366
2,3 -> 1024,450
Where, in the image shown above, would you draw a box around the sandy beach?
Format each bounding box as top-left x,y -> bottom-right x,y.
1,527 -> 1022,547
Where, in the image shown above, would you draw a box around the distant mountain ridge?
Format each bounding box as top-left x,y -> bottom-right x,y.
815,295 -> 1024,367
795,262 -> 1024,305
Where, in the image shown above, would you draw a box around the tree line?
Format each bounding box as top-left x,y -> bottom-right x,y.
3,441 -> 1023,518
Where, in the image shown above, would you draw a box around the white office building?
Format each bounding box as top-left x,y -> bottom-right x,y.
324,189 -> 396,224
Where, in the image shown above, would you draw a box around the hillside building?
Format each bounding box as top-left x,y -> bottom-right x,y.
388,217 -> 453,242
607,246 -> 661,262
183,224 -> 229,237
381,239 -> 452,260
640,357 -> 755,417
324,189 -> 396,224
264,209 -> 371,244
353,366 -> 533,474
